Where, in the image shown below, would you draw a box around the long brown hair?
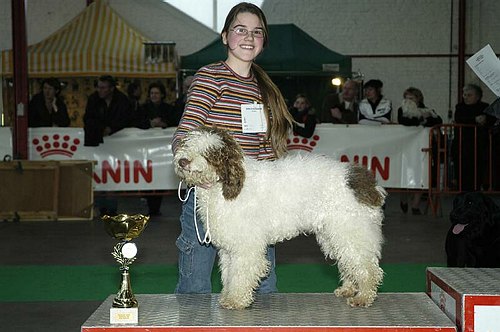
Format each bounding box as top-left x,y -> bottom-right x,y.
221,2 -> 294,157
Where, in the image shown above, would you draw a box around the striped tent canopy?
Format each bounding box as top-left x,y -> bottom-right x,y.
1,0 -> 176,78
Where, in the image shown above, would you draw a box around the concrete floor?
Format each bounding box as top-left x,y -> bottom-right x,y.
0,192 -> 457,331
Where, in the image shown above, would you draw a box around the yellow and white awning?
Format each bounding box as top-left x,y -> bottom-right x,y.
1,0 -> 176,78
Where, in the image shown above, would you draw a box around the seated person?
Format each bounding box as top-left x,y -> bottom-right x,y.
289,93 -> 316,138
358,79 -> 392,125
136,81 -> 176,216
398,87 -> 442,127
136,81 -> 176,129
28,77 -> 70,127
452,84 -> 495,191
397,87 -> 442,215
320,80 -> 359,124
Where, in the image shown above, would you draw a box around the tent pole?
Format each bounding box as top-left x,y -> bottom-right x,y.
11,0 -> 29,160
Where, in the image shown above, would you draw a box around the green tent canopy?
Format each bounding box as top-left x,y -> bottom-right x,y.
180,24 -> 352,77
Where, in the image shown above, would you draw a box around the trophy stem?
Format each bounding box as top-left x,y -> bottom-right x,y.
112,267 -> 138,308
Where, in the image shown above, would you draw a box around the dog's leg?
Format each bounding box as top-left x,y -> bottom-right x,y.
317,217 -> 383,307
333,279 -> 357,298
342,259 -> 383,308
218,248 -> 270,310
316,232 -> 360,298
218,248 -> 234,301
315,232 -> 358,298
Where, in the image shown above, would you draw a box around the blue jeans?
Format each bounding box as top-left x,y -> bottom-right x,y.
174,189 -> 277,294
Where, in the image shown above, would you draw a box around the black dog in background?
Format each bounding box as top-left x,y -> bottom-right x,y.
445,192 -> 500,267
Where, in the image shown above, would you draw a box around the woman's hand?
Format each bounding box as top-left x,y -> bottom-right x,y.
475,115 -> 487,126
150,117 -> 166,128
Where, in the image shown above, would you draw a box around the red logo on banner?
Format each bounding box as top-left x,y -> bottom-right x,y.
340,155 -> 390,180
93,160 -> 153,184
286,134 -> 320,152
32,134 -> 81,158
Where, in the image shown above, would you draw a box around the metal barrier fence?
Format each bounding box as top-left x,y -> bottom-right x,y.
427,123 -> 500,215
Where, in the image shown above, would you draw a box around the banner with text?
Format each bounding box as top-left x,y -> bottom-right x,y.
0,124 -> 429,191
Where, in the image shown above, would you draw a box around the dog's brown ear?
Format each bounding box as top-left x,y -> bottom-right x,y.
220,148 -> 245,200
204,127 -> 245,200
220,129 -> 245,200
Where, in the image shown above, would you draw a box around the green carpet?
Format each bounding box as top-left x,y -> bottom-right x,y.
0,263 -> 441,302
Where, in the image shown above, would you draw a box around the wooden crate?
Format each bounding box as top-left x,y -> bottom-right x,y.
57,160 -> 94,220
0,160 -> 94,221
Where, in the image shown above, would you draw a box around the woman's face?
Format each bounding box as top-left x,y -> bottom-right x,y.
364,87 -> 379,101
43,83 -> 57,101
404,93 -> 418,104
222,12 -> 265,65
293,97 -> 309,111
149,87 -> 163,104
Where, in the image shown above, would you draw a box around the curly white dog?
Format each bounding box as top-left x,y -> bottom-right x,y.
174,126 -> 386,310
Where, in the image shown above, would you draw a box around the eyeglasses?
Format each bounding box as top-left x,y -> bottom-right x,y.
229,27 -> 265,38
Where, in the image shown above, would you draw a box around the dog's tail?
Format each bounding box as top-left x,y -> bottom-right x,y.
346,165 -> 387,208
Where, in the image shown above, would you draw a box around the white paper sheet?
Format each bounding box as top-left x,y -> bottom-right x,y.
466,44 -> 500,97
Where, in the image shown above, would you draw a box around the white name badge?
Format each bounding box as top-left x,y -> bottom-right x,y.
241,103 -> 267,133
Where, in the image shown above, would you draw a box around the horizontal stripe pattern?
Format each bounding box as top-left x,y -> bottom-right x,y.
0,0 -> 175,77
173,61 -> 276,161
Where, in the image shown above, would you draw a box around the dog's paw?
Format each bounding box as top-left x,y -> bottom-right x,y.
334,284 -> 357,298
219,295 -> 251,310
346,293 -> 376,307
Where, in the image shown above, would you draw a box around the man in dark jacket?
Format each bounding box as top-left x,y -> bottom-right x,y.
83,75 -> 132,146
320,80 -> 360,124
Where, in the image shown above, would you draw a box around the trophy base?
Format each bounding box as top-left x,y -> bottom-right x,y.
110,307 -> 138,324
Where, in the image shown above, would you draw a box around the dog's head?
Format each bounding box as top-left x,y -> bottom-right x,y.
449,192 -> 500,236
174,126 -> 245,200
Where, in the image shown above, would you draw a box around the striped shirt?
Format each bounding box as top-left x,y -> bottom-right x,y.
172,61 -> 276,160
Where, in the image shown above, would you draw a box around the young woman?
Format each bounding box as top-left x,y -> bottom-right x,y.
397,87 -> 442,215
137,82 -> 176,216
358,79 -> 392,125
136,81 -> 176,129
172,2 -> 294,294
28,77 -> 70,127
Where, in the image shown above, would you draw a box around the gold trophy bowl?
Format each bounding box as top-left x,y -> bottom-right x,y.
102,214 -> 149,309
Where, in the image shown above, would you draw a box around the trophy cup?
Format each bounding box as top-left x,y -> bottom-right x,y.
102,214 -> 149,324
